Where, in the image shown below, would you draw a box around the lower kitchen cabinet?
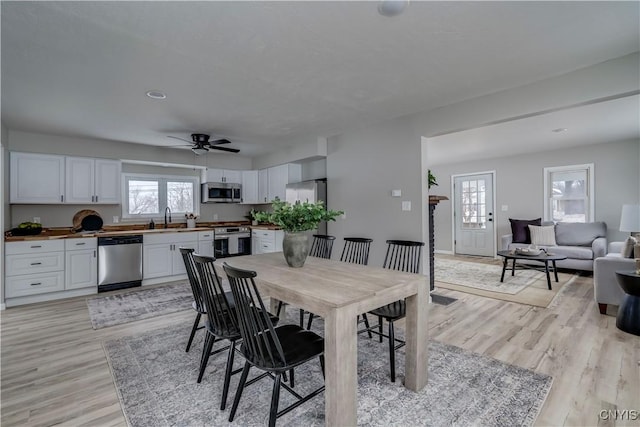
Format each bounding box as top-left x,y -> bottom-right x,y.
142,231 -> 205,282
4,238 -> 97,306
251,229 -> 284,254
65,238 -> 98,290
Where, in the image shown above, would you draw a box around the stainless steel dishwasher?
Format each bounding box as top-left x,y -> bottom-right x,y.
98,235 -> 143,292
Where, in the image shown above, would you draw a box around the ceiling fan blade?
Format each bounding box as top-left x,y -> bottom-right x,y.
167,135 -> 193,144
209,145 -> 240,153
211,138 -> 232,145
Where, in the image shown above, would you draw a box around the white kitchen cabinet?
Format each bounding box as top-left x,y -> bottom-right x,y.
10,152 -> 120,205
65,157 -> 121,204
255,164 -> 302,203
94,159 -> 121,203
251,229 -> 284,254
197,230 -> 214,257
206,168 -> 242,184
258,169 -> 269,203
5,239 -> 66,298
64,238 -> 97,290
241,170 -> 259,204
10,152 -> 65,203
143,231 -> 199,280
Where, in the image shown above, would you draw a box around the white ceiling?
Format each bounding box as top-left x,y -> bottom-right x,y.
2,1 -> 639,158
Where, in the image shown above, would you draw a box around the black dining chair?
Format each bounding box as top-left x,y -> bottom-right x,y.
333,237 -> 375,337
179,248 -> 209,352
366,239 -> 425,382
223,262 -> 325,427
191,254 -> 280,409
278,234 -> 336,329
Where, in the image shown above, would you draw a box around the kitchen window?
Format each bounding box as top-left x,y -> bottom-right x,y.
543,164 -> 594,223
122,173 -> 199,219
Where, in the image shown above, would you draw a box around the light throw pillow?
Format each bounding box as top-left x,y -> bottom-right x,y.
528,225 -> 557,246
621,236 -> 637,258
509,218 -> 541,243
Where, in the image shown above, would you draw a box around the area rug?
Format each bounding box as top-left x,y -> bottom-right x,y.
86,283 -> 193,329
434,257 -> 579,308
103,318 -> 552,427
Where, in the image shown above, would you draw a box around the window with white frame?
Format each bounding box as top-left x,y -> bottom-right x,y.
122,173 -> 199,219
543,164 -> 594,223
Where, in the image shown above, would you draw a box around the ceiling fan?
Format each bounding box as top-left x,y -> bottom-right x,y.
167,133 -> 240,154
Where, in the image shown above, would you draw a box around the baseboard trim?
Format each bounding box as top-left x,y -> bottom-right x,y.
5,287 -> 96,308
434,249 -> 454,255
142,274 -> 187,287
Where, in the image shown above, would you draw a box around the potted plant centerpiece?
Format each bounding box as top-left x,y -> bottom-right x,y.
253,198 -> 343,267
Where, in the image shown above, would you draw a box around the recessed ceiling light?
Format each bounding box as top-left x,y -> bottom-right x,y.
378,0 -> 409,17
552,128 -> 568,133
146,90 -> 166,100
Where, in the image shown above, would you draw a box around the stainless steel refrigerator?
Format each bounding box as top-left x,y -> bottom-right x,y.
285,180 -> 328,235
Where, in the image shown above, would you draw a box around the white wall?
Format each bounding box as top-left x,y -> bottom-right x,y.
327,115 -> 426,267
430,138 -> 640,252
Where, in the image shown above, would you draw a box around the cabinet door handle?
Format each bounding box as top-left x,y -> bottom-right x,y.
94,250 -> 96,257
61,195 -> 64,202
76,242 -> 86,246
91,195 -> 94,202
30,282 -> 42,286
30,245 -> 42,248
95,195 -> 98,202
30,262 -> 42,266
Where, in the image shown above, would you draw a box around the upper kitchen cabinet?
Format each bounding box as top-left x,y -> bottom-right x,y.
10,152 -> 65,203
241,170 -> 259,204
255,164 -> 302,203
10,152 -> 121,204
267,164 -> 302,202
206,168 -> 242,184
65,157 -> 121,204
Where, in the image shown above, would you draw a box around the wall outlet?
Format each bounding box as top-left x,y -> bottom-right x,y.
501,205 -> 509,211
113,216 -> 119,223
341,212 -> 347,220
402,201 -> 411,211
33,217 -> 41,224
213,214 -> 219,220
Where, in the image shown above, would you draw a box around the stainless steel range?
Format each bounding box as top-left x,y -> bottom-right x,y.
214,226 -> 251,258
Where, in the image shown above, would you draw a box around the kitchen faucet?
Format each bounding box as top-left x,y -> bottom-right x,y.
164,207 -> 172,228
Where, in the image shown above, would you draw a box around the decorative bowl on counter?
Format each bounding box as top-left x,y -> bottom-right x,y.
515,247 -> 545,256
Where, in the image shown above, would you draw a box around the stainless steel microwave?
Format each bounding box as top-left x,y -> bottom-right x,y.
202,182 -> 242,203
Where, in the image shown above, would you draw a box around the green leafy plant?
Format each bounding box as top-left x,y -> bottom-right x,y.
252,198 -> 343,232
428,169 -> 438,189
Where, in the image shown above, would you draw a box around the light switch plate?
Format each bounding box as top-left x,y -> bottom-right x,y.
112,216 -> 119,223
392,189 -> 402,197
33,217 -> 41,224
402,201 -> 411,211
213,214 -> 219,220
501,205 -> 509,211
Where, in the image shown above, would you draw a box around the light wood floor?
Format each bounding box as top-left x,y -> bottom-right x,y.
1,263 -> 639,426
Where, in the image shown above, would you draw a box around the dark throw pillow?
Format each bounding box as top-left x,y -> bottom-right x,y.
510,218 -> 542,244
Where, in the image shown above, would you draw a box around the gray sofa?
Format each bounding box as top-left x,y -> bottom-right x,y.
593,241 -> 635,314
501,221 -> 607,271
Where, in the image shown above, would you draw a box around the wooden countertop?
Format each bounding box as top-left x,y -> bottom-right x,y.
4,220 -> 252,242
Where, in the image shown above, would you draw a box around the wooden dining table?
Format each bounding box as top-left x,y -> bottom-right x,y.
215,252 -> 429,426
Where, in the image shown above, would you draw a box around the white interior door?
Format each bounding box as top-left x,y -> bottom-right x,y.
454,172 -> 495,257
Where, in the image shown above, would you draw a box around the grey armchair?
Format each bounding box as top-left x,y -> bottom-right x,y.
593,242 -> 635,314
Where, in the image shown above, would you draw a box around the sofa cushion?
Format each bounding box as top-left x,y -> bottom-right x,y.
509,218 -> 541,243
529,225 -> 557,246
549,245 -> 595,260
555,222 -> 607,246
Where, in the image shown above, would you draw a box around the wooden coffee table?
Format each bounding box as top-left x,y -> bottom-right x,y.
497,250 -> 568,290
